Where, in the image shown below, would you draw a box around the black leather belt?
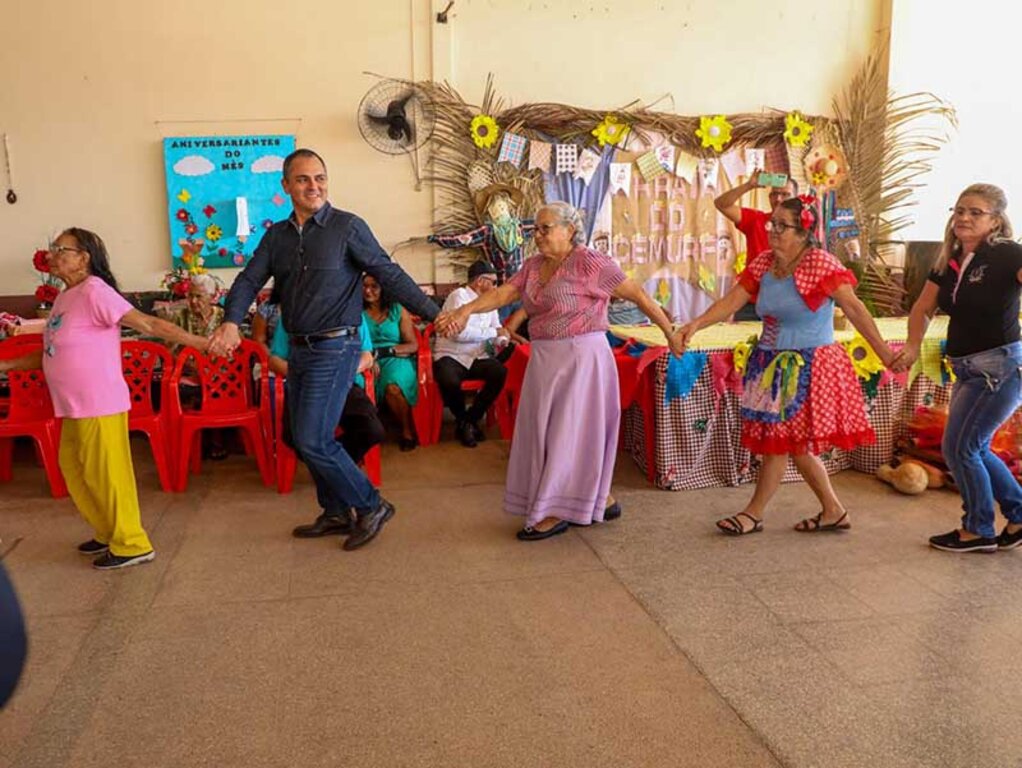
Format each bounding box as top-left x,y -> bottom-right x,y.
290,326 -> 359,346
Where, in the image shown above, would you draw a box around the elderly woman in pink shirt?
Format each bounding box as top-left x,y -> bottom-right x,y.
437,201 -> 683,540
0,228 -> 209,569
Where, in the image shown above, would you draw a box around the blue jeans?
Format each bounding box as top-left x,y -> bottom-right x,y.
286,336 -> 380,515
945,341 -> 1022,537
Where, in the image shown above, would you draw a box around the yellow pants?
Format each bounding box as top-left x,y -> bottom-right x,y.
58,412 -> 153,557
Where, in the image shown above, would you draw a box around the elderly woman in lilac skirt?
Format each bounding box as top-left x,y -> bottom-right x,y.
436,201 -> 683,540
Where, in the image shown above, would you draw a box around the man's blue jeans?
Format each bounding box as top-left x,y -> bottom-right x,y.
286,336 -> 380,515
945,341 -> 1022,538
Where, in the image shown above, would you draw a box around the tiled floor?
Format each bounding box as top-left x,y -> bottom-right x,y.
3,436 -> 1022,767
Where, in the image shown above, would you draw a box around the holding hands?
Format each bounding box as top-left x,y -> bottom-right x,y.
435,306 -> 471,337
207,322 -> 242,358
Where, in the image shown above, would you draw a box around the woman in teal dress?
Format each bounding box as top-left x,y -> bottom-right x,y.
363,274 -> 420,451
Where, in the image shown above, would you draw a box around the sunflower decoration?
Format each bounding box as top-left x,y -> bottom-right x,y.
783,111 -> 814,148
470,114 -> 500,149
205,224 -> 222,243
695,115 -> 732,153
844,335 -> 885,380
592,114 -> 630,147
732,336 -> 756,374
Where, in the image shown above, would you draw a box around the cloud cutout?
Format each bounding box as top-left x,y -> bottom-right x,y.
251,155 -> 285,174
173,155 -> 215,177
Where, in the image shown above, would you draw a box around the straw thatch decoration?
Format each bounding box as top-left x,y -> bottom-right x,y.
407,47 -> 955,310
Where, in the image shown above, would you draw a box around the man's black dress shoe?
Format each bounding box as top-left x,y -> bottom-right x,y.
343,499 -> 396,550
456,420 -> 478,448
292,512 -> 352,538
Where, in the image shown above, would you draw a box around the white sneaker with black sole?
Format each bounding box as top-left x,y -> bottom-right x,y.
92,551 -> 155,570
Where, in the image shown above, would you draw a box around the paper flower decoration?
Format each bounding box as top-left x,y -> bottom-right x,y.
733,339 -> 752,374
844,336 -> 885,380
35,284 -> 59,304
592,115 -> 630,147
470,114 -> 500,149
783,111 -> 814,148
205,224 -> 222,242
695,115 -> 733,153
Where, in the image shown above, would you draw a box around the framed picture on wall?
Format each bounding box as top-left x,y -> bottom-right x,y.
162,134 -> 296,269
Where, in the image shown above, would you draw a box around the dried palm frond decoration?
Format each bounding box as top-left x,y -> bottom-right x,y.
403,46 -> 954,307
832,44 -> 956,312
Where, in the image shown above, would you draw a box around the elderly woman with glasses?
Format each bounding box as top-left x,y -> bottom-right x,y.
0,228 -> 209,569
674,196 -> 895,536
436,201 -> 682,541
894,183 -> 1022,553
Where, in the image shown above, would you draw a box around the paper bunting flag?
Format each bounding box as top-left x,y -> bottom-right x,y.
697,158 -> 720,191
674,151 -> 698,184
718,149 -> 746,185
654,145 -> 676,173
636,150 -> 666,181
497,131 -> 527,167
529,141 -> 552,172
555,144 -> 578,174
609,162 -> 632,194
666,352 -> 708,402
744,148 -> 765,175
574,147 -> 601,184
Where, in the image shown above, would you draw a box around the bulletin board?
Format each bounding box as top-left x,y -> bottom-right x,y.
162,134 -> 296,269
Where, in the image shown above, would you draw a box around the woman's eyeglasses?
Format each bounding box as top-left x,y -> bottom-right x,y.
48,245 -> 83,256
949,207 -> 994,219
765,220 -> 797,234
534,223 -> 562,235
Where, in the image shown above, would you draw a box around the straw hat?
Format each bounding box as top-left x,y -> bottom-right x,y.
473,182 -> 524,220
803,145 -> 849,191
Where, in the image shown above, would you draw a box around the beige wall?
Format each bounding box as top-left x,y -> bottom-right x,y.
0,0 -> 886,296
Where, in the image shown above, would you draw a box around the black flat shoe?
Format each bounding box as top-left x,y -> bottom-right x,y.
998,525 -> 1022,550
516,521 -> 569,541
929,529 -> 997,553
456,420 -> 477,448
292,512 -> 352,538
568,502 -> 623,527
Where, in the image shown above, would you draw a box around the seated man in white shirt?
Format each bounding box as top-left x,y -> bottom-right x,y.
433,260 -> 509,447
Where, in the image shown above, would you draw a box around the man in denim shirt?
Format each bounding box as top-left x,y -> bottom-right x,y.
209,149 -> 438,550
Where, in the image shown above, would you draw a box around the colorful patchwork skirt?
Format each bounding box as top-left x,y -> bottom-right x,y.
740,343 -> 874,455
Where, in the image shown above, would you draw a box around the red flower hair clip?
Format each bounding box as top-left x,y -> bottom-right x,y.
797,194 -> 818,230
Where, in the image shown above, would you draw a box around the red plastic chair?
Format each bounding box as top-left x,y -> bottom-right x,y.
0,338 -> 67,497
409,322 -> 436,446
416,323 -> 512,445
121,340 -> 175,492
275,369 -> 382,493
167,340 -> 274,491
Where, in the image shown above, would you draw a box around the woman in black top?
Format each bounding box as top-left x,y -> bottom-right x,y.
896,183 -> 1022,553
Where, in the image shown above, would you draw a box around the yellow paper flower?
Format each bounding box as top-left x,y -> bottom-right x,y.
733,340 -> 752,374
734,251 -> 747,275
592,115 -> 630,147
205,224 -> 222,242
177,189 -> 192,203
784,111 -> 814,148
695,115 -> 732,153
844,335 -> 884,380
470,114 -> 499,149
942,355 -> 956,383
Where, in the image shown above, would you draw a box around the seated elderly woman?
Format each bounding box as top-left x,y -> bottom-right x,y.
362,274 -> 420,451
165,273 -> 228,459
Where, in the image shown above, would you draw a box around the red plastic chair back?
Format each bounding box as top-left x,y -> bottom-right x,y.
0,340 -> 53,422
173,341 -> 263,414
122,340 -> 172,418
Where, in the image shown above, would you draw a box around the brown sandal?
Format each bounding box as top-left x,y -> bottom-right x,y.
716,512 -> 763,536
794,511 -> 851,533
